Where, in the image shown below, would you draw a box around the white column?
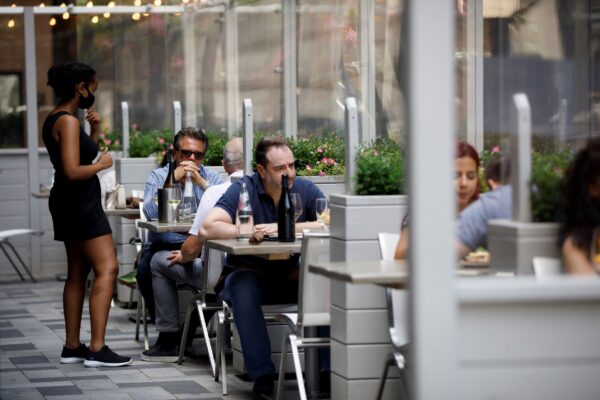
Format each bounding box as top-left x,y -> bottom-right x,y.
121,101 -> 130,157
359,0 -> 375,143
24,6 -> 41,276
225,1 -> 239,136
406,1 -> 456,399
173,100 -> 182,134
242,98 -> 253,175
511,93 -> 532,223
282,0 -> 297,138
183,12 -> 197,127
344,97 -> 359,194
466,0 -> 484,151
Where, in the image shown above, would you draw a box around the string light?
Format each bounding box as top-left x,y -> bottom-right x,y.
182,0 -> 189,3
39,3 -> 46,7
131,12 -> 141,20
108,1 -> 115,6
59,2 -> 65,6
86,1 -> 93,7
62,12 -> 69,19
91,15 -> 99,23
153,0 -> 161,6
104,12 -> 110,18
134,0 -> 141,6
8,19 -> 15,28
49,17 -> 56,26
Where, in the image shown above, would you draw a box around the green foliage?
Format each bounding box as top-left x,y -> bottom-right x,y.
288,134 -> 345,176
97,130 -> 122,151
530,149 -> 572,222
204,131 -> 229,166
128,128 -> 173,161
355,139 -> 404,195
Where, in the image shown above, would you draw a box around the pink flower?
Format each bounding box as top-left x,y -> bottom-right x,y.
328,158 -> 335,165
306,165 -> 312,171
491,145 -> 500,154
169,144 -> 174,149
115,140 -> 120,145
132,123 -> 139,130
316,147 -> 323,153
159,138 -> 165,144
105,139 -> 112,145
321,157 -> 328,163
99,132 -> 105,138
319,171 -> 326,176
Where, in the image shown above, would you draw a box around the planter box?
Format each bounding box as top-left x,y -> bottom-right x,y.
304,175 -> 345,197
114,157 -> 158,196
487,220 -> 560,275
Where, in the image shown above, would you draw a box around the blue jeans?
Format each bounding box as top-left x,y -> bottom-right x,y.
219,268 -> 298,381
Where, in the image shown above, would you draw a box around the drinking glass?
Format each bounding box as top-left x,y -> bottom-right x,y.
152,189 -> 159,207
290,193 -> 303,222
168,186 -> 182,223
591,226 -> 600,272
315,198 -> 330,229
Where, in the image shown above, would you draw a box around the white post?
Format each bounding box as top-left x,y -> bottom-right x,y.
24,6 -> 41,276
225,0 -> 239,136
359,0 -> 375,143
407,0 -> 456,398
282,0 -> 297,138
511,93 -> 532,223
121,101 -> 130,157
173,100 -> 182,135
344,97 -> 359,194
242,98 -> 253,175
466,0 -> 484,152
558,98 -> 567,148
183,12 -> 197,127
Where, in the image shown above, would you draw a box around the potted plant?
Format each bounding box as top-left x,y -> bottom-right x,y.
487,149 -> 572,275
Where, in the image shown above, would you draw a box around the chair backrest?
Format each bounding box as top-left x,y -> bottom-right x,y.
296,233 -> 331,332
378,232 -> 409,348
202,244 -> 226,295
532,257 -> 563,280
134,201 -> 148,246
378,232 -> 400,261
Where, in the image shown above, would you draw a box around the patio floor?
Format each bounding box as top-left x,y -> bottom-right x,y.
0,279 -> 303,400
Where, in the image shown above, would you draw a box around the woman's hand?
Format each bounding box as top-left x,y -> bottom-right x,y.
86,108 -> 101,134
255,223 -> 277,236
96,149 -> 113,170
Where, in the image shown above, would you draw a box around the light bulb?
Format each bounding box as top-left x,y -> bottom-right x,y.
91,15 -> 99,23
49,17 -> 56,26
103,12 -> 110,18
132,12 -> 141,20
134,0 -> 141,6
62,12 -> 69,19
108,1 -> 115,6
59,2 -> 66,7
154,0 -> 161,6
39,3 -> 46,7
8,19 -> 15,28
86,1 -> 93,7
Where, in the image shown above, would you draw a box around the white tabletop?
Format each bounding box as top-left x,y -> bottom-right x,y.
103,208 -> 140,218
309,259 -> 409,286
205,238 -> 302,256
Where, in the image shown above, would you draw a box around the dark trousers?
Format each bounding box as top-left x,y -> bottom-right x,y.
219,268 -> 298,381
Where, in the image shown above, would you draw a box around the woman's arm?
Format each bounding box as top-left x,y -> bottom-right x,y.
562,236 -> 596,276
395,227 -> 409,259
57,115 -> 112,181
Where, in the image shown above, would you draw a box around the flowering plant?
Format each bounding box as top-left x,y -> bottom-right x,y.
288,134 -> 345,176
97,129 -> 122,151
128,127 -> 174,162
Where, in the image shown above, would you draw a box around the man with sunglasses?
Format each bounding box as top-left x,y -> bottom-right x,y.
137,127 -> 223,325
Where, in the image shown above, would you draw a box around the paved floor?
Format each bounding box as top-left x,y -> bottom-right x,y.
0,280 -> 301,400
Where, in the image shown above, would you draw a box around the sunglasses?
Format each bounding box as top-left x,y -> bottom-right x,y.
177,149 -> 205,159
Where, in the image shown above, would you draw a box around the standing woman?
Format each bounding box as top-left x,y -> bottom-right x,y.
43,62 -> 131,367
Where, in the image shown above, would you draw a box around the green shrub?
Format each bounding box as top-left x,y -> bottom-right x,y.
355,139 -> 405,195
128,128 -> 173,161
530,149 -> 571,222
204,131 -> 229,166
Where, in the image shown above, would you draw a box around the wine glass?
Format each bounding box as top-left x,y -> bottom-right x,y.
168,186 -> 182,223
290,193 -> 303,222
315,198 -> 330,230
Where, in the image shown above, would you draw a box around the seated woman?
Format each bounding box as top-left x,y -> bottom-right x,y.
559,138 -> 600,275
395,140 -> 480,259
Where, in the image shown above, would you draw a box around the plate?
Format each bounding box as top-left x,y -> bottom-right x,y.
459,259 -> 489,268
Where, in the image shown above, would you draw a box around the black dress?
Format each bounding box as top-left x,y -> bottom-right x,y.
42,111 -> 112,241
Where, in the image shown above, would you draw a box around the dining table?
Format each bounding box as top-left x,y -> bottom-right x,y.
137,219 -> 193,233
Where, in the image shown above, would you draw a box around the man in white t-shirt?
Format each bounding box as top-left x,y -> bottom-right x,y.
141,137 -> 243,362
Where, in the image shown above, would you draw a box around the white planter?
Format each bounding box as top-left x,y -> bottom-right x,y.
487,220 -> 561,275
114,157 -> 158,196
304,175 -> 345,197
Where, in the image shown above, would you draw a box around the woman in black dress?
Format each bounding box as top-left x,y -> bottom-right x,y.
43,62 -> 131,367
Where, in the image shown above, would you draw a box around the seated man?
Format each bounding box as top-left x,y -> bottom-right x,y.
200,137 -> 324,396
137,127 -> 223,322
141,137 -> 244,361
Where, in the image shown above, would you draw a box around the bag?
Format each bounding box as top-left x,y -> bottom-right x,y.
106,184 -> 126,209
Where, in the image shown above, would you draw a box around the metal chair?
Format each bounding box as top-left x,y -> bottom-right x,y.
376,233 -> 409,400
275,232 -> 331,400
0,229 -> 43,282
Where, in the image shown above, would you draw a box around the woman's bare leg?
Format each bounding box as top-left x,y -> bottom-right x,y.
63,242 -> 90,349
80,234 -> 118,352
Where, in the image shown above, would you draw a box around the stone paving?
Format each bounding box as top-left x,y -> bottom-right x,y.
0,280 -> 301,400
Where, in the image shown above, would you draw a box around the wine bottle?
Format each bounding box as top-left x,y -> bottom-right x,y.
236,182 -> 254,238
163,151 -> 175,189
277,174 -> 295,242
181,171 -> 197,221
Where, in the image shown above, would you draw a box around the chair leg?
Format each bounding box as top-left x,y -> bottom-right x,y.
4,241 -> 36,282
178,301 -> 195,365
218,308 -> 228,395
142,296 -> 149,350
214,309 -> 223,382
375,353 -> 395,400
276,335 -> 291,400
198,301 -> 216,376
290,335 -> 307,400
135,290 -> 142,342
0,243 -> 25,282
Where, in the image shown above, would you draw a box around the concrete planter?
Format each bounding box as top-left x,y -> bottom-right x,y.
328,193 -> 408,400
487,220 -> 561,275
114,157 -> 158,197
304,175 -> 345,197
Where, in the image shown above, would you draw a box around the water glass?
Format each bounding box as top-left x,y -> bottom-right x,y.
315,198 -> 330,229
290,193 -> 303,222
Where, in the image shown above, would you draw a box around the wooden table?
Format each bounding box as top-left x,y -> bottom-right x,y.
205,238 -> 301,257
137,220 -> 193,233
309,259 -> 514,287
103,207 -> 140,218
